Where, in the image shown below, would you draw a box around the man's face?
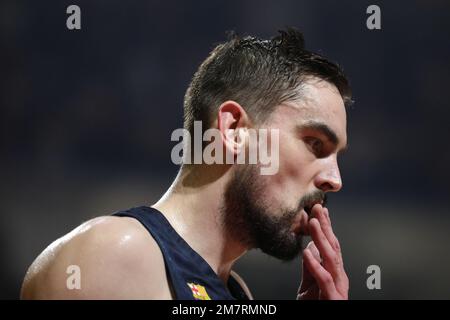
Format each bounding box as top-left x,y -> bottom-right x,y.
223,79 -> 348,261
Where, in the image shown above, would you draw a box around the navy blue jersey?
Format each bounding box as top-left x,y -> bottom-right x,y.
112,206 -> 250,300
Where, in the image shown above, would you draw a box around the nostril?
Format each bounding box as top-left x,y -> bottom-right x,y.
321,182 -> 334,193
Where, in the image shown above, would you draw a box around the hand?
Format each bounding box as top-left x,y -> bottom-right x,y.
297,204 -> 349,300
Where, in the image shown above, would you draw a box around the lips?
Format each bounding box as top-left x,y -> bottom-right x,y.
304,206 -> 313,216
291,201 -> 325,236
303,201 -> 324,217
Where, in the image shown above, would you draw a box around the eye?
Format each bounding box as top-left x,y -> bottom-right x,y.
304,137 -> 325,157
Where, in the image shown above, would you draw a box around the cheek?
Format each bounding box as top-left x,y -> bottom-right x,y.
263,134 -> 312,206
281,132 -> 310,180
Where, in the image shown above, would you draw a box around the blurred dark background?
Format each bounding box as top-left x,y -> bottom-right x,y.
1,0 -> 450,299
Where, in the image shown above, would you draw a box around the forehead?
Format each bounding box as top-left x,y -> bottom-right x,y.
272,79 -> 347,145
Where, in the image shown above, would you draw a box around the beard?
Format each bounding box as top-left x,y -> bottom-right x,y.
221,164 -> 326,261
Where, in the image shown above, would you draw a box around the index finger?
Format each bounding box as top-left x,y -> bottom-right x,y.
317,207 -> 343,264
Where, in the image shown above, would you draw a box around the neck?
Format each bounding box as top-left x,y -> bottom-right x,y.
152,165 -> 248,284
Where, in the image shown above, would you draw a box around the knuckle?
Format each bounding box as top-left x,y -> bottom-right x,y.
323,274 -> 334,285
325,251 -> 338,264
333,240 -> 341,252
306,241 -> 315,250
334,254 -> 341,266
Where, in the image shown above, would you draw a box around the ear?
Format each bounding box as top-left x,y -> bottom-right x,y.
217,101 -> 251,158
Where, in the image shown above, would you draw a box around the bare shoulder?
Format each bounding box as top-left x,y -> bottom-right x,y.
230,270 -> 254,300
21,215 -> 172,299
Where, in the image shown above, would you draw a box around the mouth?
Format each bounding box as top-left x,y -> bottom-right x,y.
291,198 -> 325,235
303,200 -> 324,217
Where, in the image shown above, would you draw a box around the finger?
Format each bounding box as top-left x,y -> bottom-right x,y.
299,255 -> 314,293
309,217 -> 344,282
299,242 -> 320,292
315,207 -> 343,267
322,208 -> 342,255
311,206 -> 349,292
302,248 -> 338,298
306,241 -> 321,262
323,208 -> 349,290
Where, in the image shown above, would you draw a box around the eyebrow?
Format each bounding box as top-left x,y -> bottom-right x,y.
297,120 -> 348,154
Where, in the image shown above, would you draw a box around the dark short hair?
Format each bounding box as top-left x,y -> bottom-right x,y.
183,28 -> 352,134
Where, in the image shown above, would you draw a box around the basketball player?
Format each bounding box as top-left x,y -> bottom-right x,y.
21,28 -> 351,300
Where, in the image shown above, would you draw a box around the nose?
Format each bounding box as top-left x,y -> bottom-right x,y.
314,158 -> 343,193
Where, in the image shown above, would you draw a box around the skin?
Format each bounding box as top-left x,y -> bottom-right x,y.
21,77 -> 348,300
